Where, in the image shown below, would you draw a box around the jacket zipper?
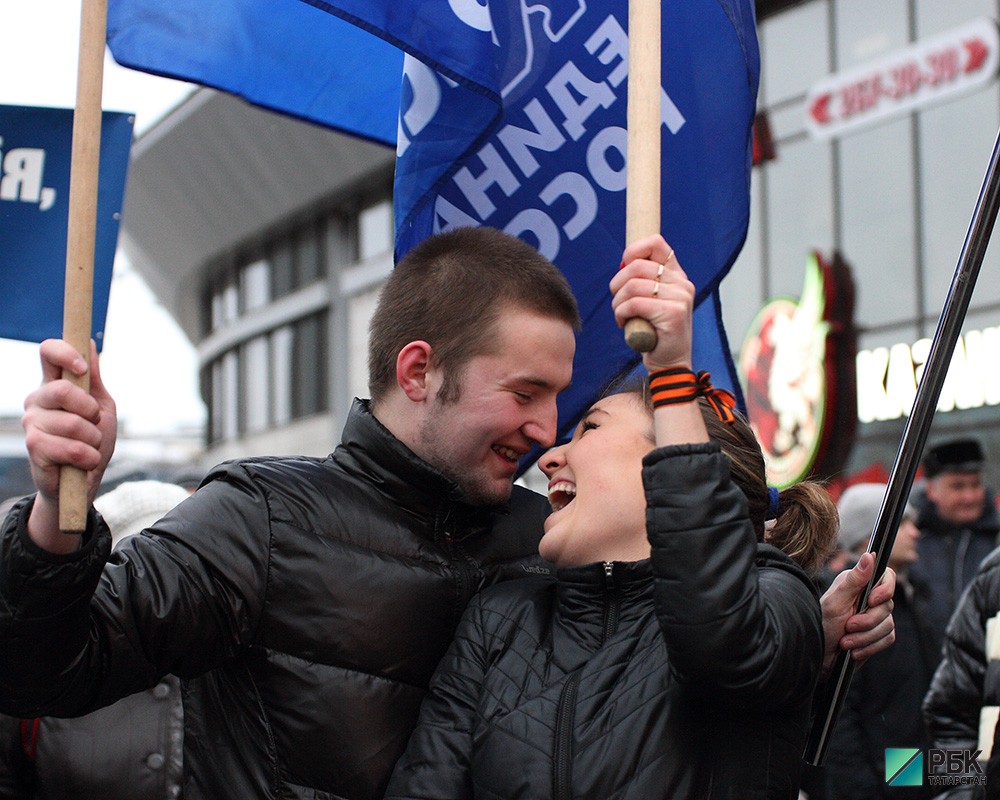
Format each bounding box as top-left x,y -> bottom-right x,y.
438,522 -> 478,625
553,562 -> 621,800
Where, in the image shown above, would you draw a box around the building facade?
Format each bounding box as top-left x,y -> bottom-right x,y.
732,0 -> 1000,489
121,0 -> 1000,489
121,90 -> 395,466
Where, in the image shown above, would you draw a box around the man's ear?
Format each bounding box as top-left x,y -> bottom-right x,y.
396,341 -> 436,401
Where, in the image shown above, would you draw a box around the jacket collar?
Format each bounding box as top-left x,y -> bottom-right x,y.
332,398 -> 508,538
556,560 -> 653,602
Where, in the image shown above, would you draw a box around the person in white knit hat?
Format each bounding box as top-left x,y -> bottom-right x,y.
95,480 -> 192,549
822,483 -> 936,800
0,480 -> 190,800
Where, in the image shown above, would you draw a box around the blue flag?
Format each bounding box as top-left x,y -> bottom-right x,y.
107,0 -> 403,147
0,105 -> 134,349
106,0 -> 759,449
306,0 -> 759,452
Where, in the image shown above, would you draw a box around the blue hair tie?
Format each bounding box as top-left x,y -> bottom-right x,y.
766,486 -> 780,520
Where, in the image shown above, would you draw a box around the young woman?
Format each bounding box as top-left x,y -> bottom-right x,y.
383,236 -> 836,799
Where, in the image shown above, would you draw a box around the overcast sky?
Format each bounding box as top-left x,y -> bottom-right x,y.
1,1 -> 204,436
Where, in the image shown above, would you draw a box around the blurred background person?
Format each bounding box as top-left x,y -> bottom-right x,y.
0,479 -> 190,800
910,438 -> 1000,660
823,483 -> 936,800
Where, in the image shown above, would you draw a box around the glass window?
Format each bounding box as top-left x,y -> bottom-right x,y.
292,312 -> 329,418
216,350 -> 239,439
761,1 -> 829,105
833,0 -> 908,70
211,279 -> 238,330
326,213 -> 354,270
763,137 -> 835,301
919,87 -> 1000,315
222,283 -> 238,324
271,240 -> 296,299
359,201 -> 393,261
242,336 -> 270,433
839,117 -> 917,327
271,326 -> 294,427
241,259 -> 271,312
209,360 -> 223,444
211,292 -> 224,333
348,287 -> 383,402
296,222 -> 325,285
768,101 -> 809,143
916,0 -> 996,38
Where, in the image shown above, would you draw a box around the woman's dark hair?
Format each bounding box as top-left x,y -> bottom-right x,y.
609,375 -> 837,575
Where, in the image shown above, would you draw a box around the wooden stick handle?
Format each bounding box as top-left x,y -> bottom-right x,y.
624,0 -> 661,353
59,0 -> 107,533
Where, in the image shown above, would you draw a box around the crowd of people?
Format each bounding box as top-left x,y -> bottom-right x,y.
0,226 -> 997,798
809,438 -> 1000,799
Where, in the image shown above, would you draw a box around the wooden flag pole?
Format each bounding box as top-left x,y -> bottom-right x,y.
59,0 -> 107,532
624,0 -> 661,353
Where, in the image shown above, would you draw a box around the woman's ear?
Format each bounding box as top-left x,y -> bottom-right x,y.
396,341 -> 435,401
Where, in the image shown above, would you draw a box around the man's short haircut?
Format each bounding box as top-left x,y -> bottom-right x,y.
368,226 -> 581,404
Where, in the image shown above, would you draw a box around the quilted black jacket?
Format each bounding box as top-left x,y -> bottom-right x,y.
386,443 -> 824,800
923,546 -> 1000,799
0,399 -> 549,800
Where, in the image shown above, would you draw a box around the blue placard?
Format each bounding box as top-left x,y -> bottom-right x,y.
0,104 -> 134,349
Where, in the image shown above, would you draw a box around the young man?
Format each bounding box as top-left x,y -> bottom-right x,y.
0,227 -> 895,799
2,227 -> 579,799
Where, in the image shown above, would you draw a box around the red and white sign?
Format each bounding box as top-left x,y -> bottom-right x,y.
806,18 -> 999,140
738,251 -> 856,488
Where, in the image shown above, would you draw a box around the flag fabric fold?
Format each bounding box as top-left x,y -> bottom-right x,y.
106,0 -> 760,454
107,0 -> 403,146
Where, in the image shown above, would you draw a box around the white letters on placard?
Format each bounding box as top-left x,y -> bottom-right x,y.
0,138 -> 57,211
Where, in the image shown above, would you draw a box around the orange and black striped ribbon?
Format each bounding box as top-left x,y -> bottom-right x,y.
648,368 -> 736,425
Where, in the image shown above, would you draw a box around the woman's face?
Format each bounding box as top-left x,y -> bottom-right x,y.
537,393 -> 655,567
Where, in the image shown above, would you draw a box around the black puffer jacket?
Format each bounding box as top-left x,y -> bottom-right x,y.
0,400 -> 549,800
923,546 -> 1000,799
385,444 -> 824,800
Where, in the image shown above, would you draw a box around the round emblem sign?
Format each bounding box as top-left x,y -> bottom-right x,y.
738,287 -> 829,489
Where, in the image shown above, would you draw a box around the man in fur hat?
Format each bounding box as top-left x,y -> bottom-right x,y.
910,438 -> 1000,657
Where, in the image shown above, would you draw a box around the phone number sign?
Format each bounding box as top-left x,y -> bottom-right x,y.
806,18 -> 999,140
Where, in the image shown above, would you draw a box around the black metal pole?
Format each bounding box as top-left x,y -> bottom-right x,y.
804,124 -> 1000,765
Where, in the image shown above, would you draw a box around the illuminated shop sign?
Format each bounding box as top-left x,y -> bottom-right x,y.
738,251 -> 856,488
806,18 -> 999,140
857,326 -> 1000,423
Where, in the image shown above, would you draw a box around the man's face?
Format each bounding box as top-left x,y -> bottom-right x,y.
889,516 -> 920,571
926,470 -> 987,527
415,309 -> 575,506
